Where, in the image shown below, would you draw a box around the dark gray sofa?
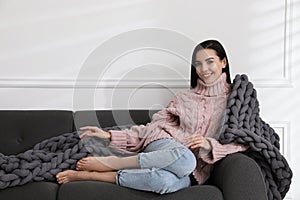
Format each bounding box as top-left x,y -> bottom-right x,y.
0,110 -> 268,200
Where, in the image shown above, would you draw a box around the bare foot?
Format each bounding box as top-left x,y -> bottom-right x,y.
76,156 -> 114,172
56,170 -> 117,184
56,170 -> 88,184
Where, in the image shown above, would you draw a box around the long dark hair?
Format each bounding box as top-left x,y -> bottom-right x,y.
190,40 -> 231,88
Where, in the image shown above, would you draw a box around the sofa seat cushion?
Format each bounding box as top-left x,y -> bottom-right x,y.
57,181 -> 223,200
0,182 -> 58,200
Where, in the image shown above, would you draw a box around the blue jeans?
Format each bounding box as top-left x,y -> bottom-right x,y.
116,138 -> 197,194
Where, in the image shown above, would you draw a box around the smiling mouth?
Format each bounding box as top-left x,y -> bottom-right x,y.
202,73 -> 213,78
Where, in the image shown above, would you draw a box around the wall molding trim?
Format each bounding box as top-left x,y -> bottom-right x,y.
269,120 -> 293,200
252,0 -> 293,88
0,78 -> 190,89
269,121 -> 291,160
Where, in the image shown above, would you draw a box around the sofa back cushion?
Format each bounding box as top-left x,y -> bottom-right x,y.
73,110 -> 160,130
0,110 -> 74,155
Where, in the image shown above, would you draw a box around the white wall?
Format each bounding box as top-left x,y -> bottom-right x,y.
0,0 -> 299,199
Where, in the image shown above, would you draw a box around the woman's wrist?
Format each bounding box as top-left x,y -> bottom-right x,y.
105,131 -> 112,140
203,139 -> 212,151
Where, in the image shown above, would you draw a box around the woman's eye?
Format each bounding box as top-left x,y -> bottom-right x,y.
207,60 -> 213,64
194,63 -> 202,67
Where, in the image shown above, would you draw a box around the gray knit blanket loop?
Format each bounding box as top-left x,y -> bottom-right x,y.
218,74 -> 292,200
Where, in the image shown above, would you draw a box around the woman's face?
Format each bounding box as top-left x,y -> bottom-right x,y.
194,49 -> 226,84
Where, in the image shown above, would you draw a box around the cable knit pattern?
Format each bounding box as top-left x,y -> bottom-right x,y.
109,73 -> 247,184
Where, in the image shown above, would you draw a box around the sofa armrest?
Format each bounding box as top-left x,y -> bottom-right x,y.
209,153 -> 268,200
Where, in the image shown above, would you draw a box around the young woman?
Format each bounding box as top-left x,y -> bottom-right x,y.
56,40 -> 247,194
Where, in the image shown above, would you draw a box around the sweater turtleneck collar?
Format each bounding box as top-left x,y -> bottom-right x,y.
193,73 -> 231,96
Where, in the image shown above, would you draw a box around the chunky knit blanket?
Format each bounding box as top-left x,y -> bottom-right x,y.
218,74 -> 292,200
0,74 -> 292,200
0,125 -> 134,189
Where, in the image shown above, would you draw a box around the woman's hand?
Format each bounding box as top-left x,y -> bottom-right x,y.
79,126 -> 111,140
184,134 -> 212,151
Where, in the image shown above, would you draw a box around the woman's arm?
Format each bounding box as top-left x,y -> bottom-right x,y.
108,94 -> 183,152
79,126 -> 112,139
183,133 -> 247,164
199,137 -> 248,164
108,124 -> 147,152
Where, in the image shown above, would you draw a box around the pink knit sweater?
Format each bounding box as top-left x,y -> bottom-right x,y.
108,73 -> 247,184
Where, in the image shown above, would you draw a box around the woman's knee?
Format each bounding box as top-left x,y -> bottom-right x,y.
184,149 -> 197,172
178,148 -> 197,175
163,147 -> 196,178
